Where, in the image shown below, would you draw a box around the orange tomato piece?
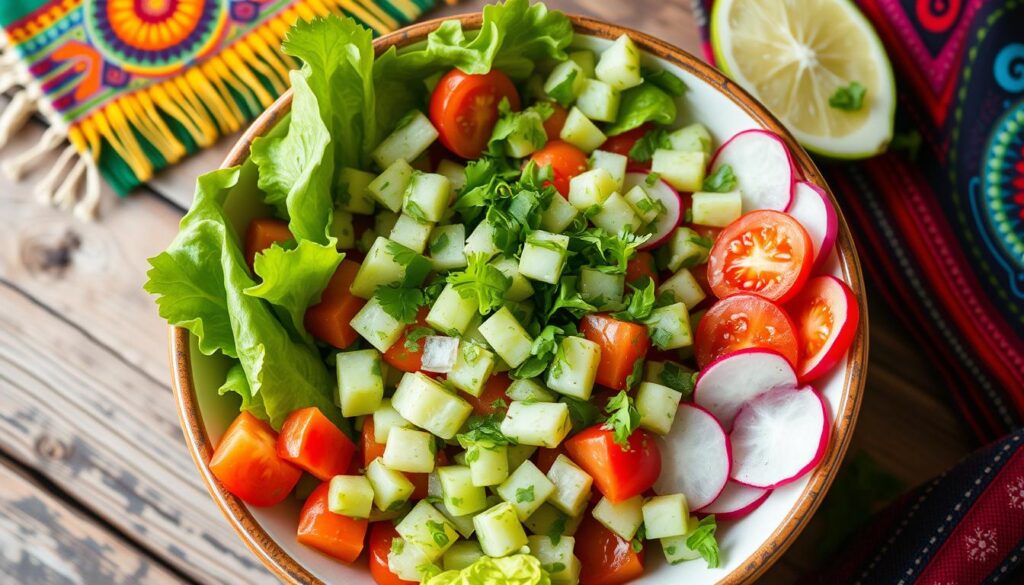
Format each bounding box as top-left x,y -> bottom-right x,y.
383,308 -> 431,373
576,513 -> 646,585
244,218 -> 292,269
209,412 -> 302,507
296,482 -> 368,563
277,407 -> 356,481
542,103 -> 569,139
305,259 -> 366,350
580,314 -> 651,391
461,373 -> 512,416
625,252 -> 659,288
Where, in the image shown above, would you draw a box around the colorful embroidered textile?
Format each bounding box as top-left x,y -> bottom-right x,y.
0,0 -> 434,212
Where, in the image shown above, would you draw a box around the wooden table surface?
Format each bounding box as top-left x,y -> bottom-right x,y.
0,1 -> 977,583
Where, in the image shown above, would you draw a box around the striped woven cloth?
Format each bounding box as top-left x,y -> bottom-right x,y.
0,0 -> 435,217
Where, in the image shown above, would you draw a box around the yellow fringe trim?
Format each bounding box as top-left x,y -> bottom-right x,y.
63,0 -> 424,186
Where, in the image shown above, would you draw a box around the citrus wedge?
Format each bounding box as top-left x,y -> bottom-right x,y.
711,0 -> 895,159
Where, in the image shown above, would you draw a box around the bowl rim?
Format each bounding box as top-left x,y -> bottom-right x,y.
169,12 -> 869,585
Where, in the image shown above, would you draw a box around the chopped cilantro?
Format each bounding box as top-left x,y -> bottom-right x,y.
516,485 -> 536,503
426,519 -> 450,546
542,562 -> 567,574
447,253 -> 511,314
428,232 -> 450,256
602,390 -> 640,448
828,81 -> 866,111
390,537 -> 404,555
403,326 -> 434,352
644,171 -> 661,187
701,164 -> 737,193
547,513 -> 568,545
686,515 -> 721,568
628,128 -> 672,162
376,285 -> 426,324
612,277 -> 657,322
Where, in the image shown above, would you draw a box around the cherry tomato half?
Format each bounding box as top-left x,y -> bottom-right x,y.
209,412 -> 302,507
695,293 -> 799,368
543,102 -> 569,139
565,425 -> 661,503
368,522 -> 415,585
461,372 -> 512,416
530,140 -> 589,196
576,513 -> 646,585
787,275 -> 859,381
429,69 -> 520,159
600,125 -> 651,160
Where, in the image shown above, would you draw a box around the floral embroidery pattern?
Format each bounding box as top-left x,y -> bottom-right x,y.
1007,476 -> 1024,510
965,526 -> 998,562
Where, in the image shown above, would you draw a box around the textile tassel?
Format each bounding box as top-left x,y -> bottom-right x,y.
0,87 -> 39,149
2,125 -> 67,180
34,144 -> 78,206
53,156 -> 86,211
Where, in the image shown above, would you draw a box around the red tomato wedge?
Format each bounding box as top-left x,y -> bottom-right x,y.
277,407 -> 356,481
462,372 -> 512,416
429,69 -> 520,159
625,252 -> 659,287
542,102 -> 569,139
244,218 -> 292,269
580,314 -> 651,391
368,522 -> 415,585
529,140 -> 589,196
695,293 -> 799,369
209,412 -> 301,507
787,275 -> 859,382
564,425 -> 661,503
383,308 -> 431,373
599,125 -> 650,159
707,210 -> 813,304
296,482 -> 368,563
576,513 -> 645,585
305,259 -> 366,350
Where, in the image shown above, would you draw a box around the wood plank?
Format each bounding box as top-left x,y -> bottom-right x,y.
0,283 -> 275,585
0,459 -> 186,585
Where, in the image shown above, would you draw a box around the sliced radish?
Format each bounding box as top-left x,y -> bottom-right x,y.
730,386 -> 828,489
710,129 -> 794,212
622,172 -> 682,250
786,276 -> 859,382
654,404 -> 731,509
694,349 -> 798,430
787,181 -> 838,271
696,481 -> 771,520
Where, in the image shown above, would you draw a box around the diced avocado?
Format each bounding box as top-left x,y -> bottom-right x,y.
659,227 -> 711,272
596,34 -> 643,91
569,49 -> 597,78
506,444 -> 538,472
642,493 -> 690,538
478,307 -> 534,368
624,184 -> 661,224
372,398 -> 412,443
436,159 -> 467,193
491,255 -> 535,302
500,401 -> 572,448
473,502 -> 529,558
658,267 -> 706,309
576,79 -> 620,122
667,123 -> 713,155
691,191 -> 742,227
368,159 -> 414,212
496,460 -> 556,520
524,503 -> 584,537
427,283 -> 479,335
442,540 -> 486,571
592,192 -> 642,234
336,349 -> 384,417
437,465 -> 488,516
350,236 -> 426,298
336,167 -> 376,214
635,381 -> 683,435
560,106 -> 607,153
428,224 -> 468,271
651,149 -> 707,192
464,220 -> 500,258
592,495 -> 644,541
383,427 -> 436,473
447,342 -> 496,397
366,457 -> 415,512
330,211 -> 355,249
540,191 -> 580,233
391,372 -> 474,440
396,499 -> 459,560
388,213 -> 434,254
528,535 -> 581,585
545,455 -> 593,517
579,267 -> 625,307
506,378 -> 556,403
590,150 -> 628,191
645,302 -> 692,350
544,60 -> 586,105
327,475 -> 374,518
372,110 -> 438,169
568,168 -> 617,210
351,297 -> 405,353
518,231 -> 570,285
387,536 -> 432,581
404,171 -> 451,223
546,337 -> 601,400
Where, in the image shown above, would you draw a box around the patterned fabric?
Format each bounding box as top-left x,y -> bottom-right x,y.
0,0 -> 435,195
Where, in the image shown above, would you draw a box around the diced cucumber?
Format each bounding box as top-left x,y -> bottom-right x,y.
568,168 -> 617,210
506,378 -> 556,403
661,518 -> 702,564
435,502 -> 477,539
442,540 -> 485,571
350,236 -> 425,298
372,110 -> 439,169
540,191 -> 580,233
375,210 -> 400,238
560,106 -> 607,153
473,502 -> 529,558
478,307 -> 534,368
659,227 -> 711,272
437,465 -> 488,516
596,34 -> 643,90
544,60 -> 586,105
667,123 -> 713,155
643,360 -> 694,393
336,167 -> 376,214
428,224 -> 468,271
368,159 -> 414,212
388,213 -> 434,254
447,342 -> 496,397
328,475 -> 374,518
388,537 -> 432,581
524,503 -> 583,537
504,109 -> 548,158
464,220 -> 500,258
579,267 -> 625,307
658,267 -> 706,309
373,398 -> 412,443
351,297 -> 405,353
383,427 -> 437,473
645,302 -> 693,350
436,159 -> 467,193
496,460 -> 556,520
506,444 -> 538,472
404,171 -> 451,223
576,79 -> 620,122
369,501 -> 410,523
546,337 -> 601,400
366,458 -> 415,511
336,349 -> 384,417
691,191 -> 742,227
528,535 -> 581,585
391,372 -> 473,440
592,192 -> 642,234
330,211 -> 355,249
642,493 -> 690,538
427,283 -> 479,335
590,150 -> 628,192
624,185 -> 661,224
651,149 -> 707,192
519,231 -> 570,284
492,256 -> 535,302
592,495 -> 644,541
464,442 -> 508,487
501,401 -> 572,448
569,49 -> 597,78
396,500 -> 459,560
546,454 -> 593,517
635,381 -> 683,435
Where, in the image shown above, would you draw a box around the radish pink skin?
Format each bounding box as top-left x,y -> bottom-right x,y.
793,181 -> 838,271
694,347 -> 798,430
656,403 -> 732,509
709,129 -> 796,212
789,275 -> 860,382
621,172 -> 682,251
695,482 -> 772,521
732,387 -> 830,490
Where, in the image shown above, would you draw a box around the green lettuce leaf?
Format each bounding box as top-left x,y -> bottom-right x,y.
218,362 -> 268,421
606,82 -> 677,136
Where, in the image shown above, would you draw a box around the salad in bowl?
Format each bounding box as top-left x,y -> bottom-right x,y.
150,1 -> 866,583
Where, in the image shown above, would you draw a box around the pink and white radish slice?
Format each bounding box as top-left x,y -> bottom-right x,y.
622,172 -> 682,251
709,129 -> 795,212
693,349 -> 798,430
730,386 -> 829,489
787,275 -> 860,382
654,404 -> 731,509
696,481 -> 771,521
786,181 -> 838,271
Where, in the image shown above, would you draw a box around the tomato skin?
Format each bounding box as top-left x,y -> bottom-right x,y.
296,482 -> 368,563
462,372 -> 512,416
305,259 -> 366,350
695,293 -> 799,368
429,69 -> 520,159
576,513 -> 645,585
277,407 -> 356,482
787,275 -> 859,381
708,210 -> 813,304
625,252 -> 659,287
530,140 -> 589,196
600,125 -> 650,159
369,522 -> 416,585
542,103 -> 569,139
209,412 -> 301,507
245,218 -> 292,269
383,308 -> 431,373
580,314 -> 650,391
564,426 -> 661,503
